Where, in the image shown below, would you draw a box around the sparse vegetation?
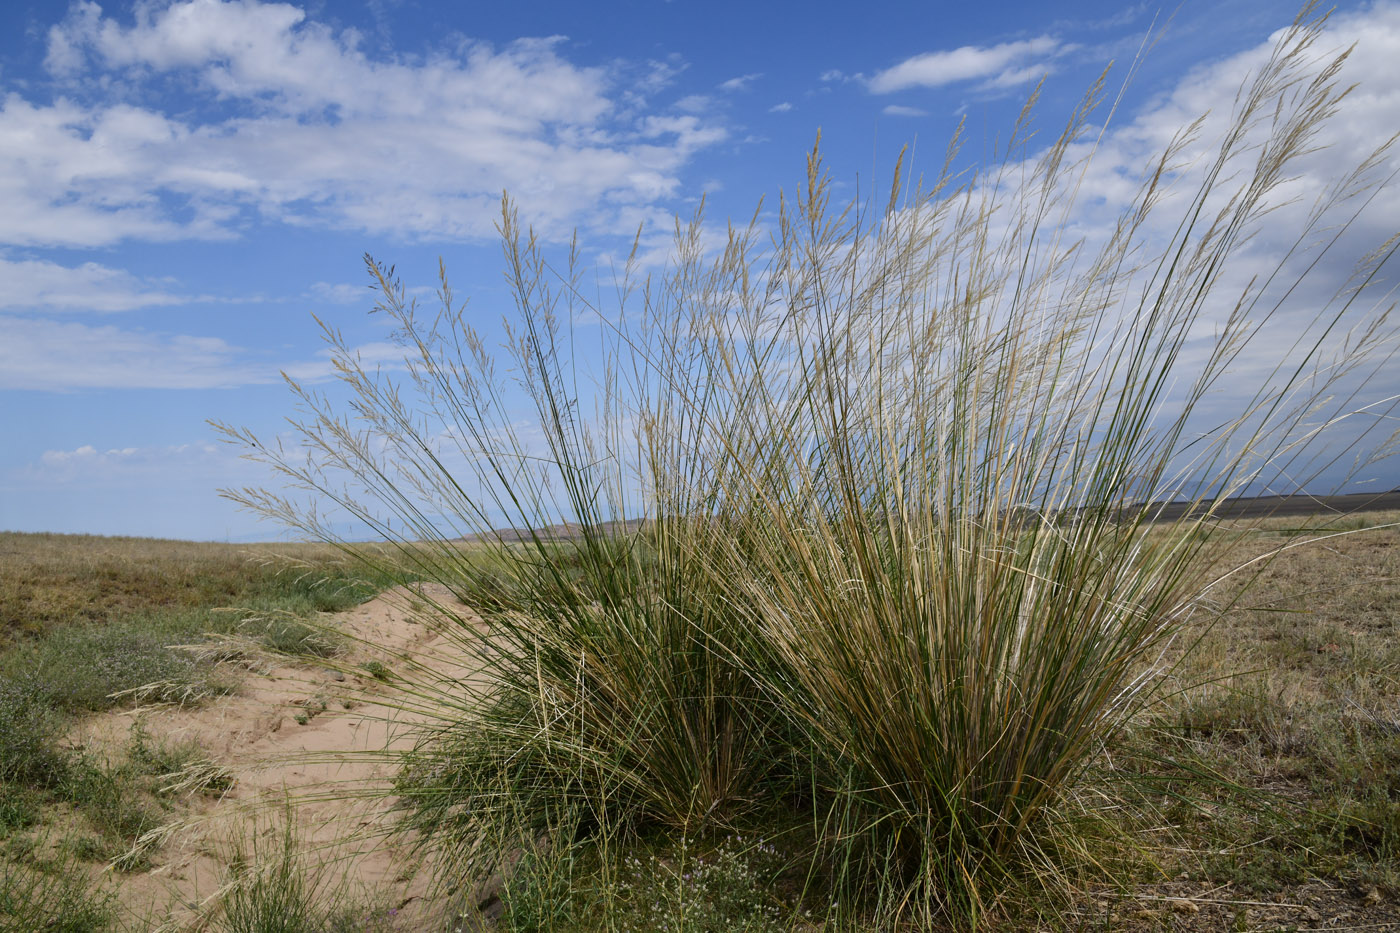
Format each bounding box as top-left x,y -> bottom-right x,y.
0,535 -> 398,930
0,840 -> 118,933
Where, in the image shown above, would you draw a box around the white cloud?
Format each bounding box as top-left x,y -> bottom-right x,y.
41,444 -> 140,467
308,281 -> 368,304
24,440 -> 243,491
0,254 -> 188,312
718,73 -> 762,92
769,102 -> 793,113
881,104 -> 927,117
0,313 -> 413,391
674,93 -> 711,113
868,36 -> 1061,93
0,316 -> 265,390
917,6 -> 1400,487
819,69 -> 846,83
5,0 -> 725,248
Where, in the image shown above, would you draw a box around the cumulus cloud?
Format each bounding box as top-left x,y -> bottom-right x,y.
0,255 -> 188,312
867,36 -> 1062,93
4,0 -> 724,248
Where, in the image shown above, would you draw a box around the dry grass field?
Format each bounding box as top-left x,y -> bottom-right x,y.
0,512 -> 1397,931
0,534 -> 388,642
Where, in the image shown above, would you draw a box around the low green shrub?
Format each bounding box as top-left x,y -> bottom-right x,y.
0,676 -> 69,788
251,614 -> 341,659
3,619 -> 216,713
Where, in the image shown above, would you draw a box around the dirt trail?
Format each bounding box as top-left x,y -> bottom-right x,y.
70,584 -> 487,931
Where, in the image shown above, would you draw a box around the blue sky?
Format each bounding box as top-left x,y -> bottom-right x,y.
1,0 -> 1398,540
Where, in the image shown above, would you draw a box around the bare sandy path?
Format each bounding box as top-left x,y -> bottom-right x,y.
70,583 -> 487,931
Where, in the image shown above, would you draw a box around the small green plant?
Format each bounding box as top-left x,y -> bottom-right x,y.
218,824 -> 325,933
216,818 -> 400,933
0,841 -> 118,933
60,835 -> 107,863
615,835 -> 788,933
359,661 -> 391,682
499,842 -> 581,933
252,614 -> 341,659
59,757 -> 162,866
0,785 -> 40,836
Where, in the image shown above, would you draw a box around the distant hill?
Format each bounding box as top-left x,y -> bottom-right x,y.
1143,489 -> 1400,521
449,491 -> 1400,544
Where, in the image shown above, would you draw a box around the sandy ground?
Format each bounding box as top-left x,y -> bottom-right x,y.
69,583 -> 488,932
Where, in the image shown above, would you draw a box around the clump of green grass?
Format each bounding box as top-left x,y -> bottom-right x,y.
0,676 -> 70,789
216,820 -> 402,933
219,7 -> 1400,929
247,613 -> 343,659
6,618 -> 228,713
0,839 -> 118,933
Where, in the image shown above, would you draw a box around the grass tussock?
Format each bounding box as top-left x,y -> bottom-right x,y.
218,7 -> 1400,929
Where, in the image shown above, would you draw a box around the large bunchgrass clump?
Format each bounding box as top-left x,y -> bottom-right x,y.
219,9 -> 1399,927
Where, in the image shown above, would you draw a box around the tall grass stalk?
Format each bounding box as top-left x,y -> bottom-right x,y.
217,6 -> 1399,925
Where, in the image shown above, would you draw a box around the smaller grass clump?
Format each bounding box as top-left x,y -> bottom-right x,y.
0,840 -> 119,933
216,820 -> 402,933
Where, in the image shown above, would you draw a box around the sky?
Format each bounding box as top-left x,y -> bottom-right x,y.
1,0 -> 1398,541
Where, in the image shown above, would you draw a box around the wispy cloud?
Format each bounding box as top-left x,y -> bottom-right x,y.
881,104 -> 927,117
308,282 -> 369,305
769,102 -> 793,113
0,316 -> 263,390
674,93 -> 711,113
0,255 -> 189,312
718,72 -> 762,92
0,315 -> 405,391
5,0 -> 725,248
867,36 -> 1061,93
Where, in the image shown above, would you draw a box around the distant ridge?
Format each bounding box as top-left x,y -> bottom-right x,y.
1143,489 -> 1400,522
452,491 -> 1400,544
